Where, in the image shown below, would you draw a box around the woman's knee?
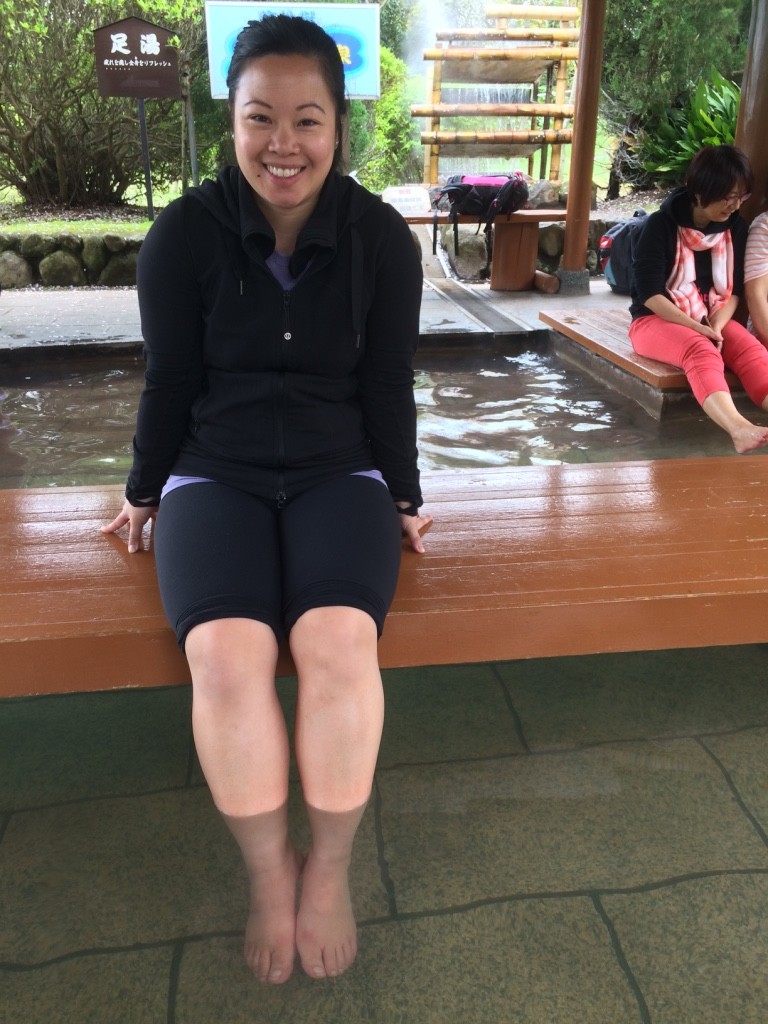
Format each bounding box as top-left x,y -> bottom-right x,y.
289,606 -> 378,679
629,315 -> 701,363
186,617 -> 279,698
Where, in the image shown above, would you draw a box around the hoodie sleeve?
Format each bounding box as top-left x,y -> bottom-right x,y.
630,209 -> 677,311
356,202 -> 424,505
125,198 -> 206,503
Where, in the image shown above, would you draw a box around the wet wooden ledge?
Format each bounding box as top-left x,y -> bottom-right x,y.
539,307 -> 740,392
3,458 -> 768,698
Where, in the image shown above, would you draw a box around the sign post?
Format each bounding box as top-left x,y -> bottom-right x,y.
94,17 -> 181,219
136,98 -> 154,220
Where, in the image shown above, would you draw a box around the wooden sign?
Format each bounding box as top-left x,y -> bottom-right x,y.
94,17 -> 180,99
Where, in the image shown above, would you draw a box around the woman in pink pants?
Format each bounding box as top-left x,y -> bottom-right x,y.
629,145 -> 768,453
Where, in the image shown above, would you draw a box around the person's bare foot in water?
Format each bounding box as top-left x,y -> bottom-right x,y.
244,844 -> 303,984
295,850 -> 357,979
731,423 -> 768,454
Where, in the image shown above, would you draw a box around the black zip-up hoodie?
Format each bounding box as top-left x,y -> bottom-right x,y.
630,185 -> 748,320
126,168 -> 423,507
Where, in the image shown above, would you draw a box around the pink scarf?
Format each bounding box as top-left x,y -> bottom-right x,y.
665,226 -> 733,320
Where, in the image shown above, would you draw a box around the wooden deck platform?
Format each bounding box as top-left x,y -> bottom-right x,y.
4,457 -> 768,698
539,307 -> 689,389
539,307 -> 740,417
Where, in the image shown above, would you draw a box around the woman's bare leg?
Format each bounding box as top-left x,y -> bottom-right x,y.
702,391 -> 768,453
289,606 -> 385,979
186,617 -> 300,984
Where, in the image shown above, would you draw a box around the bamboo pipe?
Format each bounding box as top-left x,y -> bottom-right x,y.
549,38 -> 569,180
411,102 -> 575,117
426,58 -> 441,185
423,47 -> 579,61
435,28 -> 580,41
420,129 -> 573,143
485,5 -> 579,18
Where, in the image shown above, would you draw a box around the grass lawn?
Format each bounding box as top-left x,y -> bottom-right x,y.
0,184 -> 176,236
0,217 -> 154,236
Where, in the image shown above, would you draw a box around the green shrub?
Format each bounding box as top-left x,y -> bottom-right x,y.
354,47 -> 421,192
640,69 -> 741,185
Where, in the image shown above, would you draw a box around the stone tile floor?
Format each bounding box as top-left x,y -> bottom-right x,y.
3,647 -> 768,1023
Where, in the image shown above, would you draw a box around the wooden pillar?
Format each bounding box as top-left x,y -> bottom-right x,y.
735,0 -> 768,221
560,0 -> 607,273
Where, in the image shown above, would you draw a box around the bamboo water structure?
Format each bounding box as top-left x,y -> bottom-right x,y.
413,3 -> 580,183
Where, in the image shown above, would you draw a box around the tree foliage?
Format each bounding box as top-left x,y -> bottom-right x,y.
353,47 -> 422,192
641,69 -> 741,184
600,0 -> 752,193
0,0 -> 213,206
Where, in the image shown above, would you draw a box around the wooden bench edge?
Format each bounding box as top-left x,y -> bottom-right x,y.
538,310 -> 690,390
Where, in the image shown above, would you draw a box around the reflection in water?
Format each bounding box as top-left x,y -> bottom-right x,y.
0,346 -> 756,489
414,349 -> 743,470
0,356 -> 143,488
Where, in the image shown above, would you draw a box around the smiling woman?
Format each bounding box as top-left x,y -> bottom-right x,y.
99,12 -> 430,989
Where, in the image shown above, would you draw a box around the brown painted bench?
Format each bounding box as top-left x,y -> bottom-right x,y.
4,457 -> 768,698
540,307 -> 740,391
539,307 -> 689,389
407,209 -> 565,291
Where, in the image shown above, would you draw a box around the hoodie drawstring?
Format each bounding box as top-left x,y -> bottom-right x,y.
350,225 -> 363,348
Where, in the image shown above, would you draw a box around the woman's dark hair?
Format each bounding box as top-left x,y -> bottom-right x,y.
686,145 -> 754,207
227,15 -> 348,173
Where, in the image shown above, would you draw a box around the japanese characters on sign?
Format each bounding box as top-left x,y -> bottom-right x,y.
94,17 -> 180,99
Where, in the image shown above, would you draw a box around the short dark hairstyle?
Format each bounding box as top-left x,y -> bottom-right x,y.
227,15 -> 347,173
686,145 -> 754,207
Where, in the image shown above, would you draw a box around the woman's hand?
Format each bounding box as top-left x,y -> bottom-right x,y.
644,293 -> 725,348
101,500 -> 157,553
698,318 -> 723,350
707,297 -> 738,346
397,508 -> 433,554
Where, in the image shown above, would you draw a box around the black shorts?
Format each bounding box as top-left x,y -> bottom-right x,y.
153,474 -> 403,648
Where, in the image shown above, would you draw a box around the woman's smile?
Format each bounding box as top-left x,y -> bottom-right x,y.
265,164 -> 304,179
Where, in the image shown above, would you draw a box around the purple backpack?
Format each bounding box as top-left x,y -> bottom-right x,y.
432,172 -> 529,275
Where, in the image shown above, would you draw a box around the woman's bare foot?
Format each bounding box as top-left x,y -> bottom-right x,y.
296,850 -> 357,979
244,845 -> 303,984
731,424 -> 768,454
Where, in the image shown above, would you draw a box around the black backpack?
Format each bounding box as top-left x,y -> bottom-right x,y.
598,209 -> 648,294
432,172 -> 529,276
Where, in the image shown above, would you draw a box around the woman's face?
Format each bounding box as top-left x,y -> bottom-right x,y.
232,54 -> 338,225
694,186 -> 751,225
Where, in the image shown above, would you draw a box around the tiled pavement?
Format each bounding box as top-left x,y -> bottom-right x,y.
3,646 -> 768,1022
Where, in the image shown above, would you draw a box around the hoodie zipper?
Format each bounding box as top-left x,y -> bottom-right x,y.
282,291 -> 292,341
276,291 -> 291,506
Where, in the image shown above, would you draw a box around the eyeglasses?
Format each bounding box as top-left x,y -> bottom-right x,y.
723,192 -> 751,205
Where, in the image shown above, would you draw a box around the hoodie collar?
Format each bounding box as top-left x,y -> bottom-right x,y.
188,167 -> 379,313
193,166 -> 344,271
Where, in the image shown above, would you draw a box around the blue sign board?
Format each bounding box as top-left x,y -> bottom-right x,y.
204,2 -> 380,100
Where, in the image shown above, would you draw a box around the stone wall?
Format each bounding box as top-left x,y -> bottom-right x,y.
439,218 -> 619,282
0,232 -> 144,289
0,218 -> 621,288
